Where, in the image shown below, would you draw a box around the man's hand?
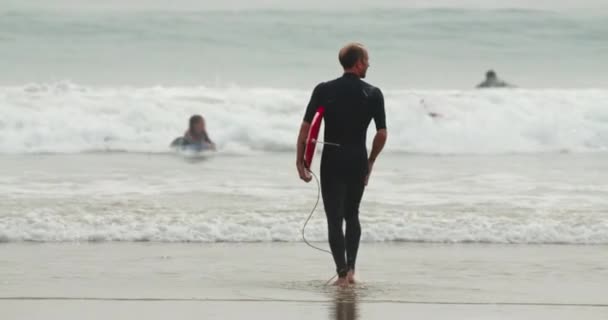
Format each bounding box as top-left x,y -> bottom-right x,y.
364,159 -> 374,186
297,160 -> 312,183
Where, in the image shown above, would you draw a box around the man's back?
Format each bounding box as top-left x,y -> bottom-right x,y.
304,73 -> 385,148
304,73 -> 385,179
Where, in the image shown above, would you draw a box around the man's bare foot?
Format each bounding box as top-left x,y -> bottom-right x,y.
346,270 -> 356,284
333,277 -> 349,287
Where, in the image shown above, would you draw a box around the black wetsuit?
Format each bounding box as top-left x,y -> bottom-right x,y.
303,73 -> 386,278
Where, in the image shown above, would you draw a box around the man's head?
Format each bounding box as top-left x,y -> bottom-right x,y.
339,43 -> 369,78
486,70 -> 497,80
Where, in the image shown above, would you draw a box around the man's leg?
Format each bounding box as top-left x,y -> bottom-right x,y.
344,180 -> 365,281
321,175 -> 349,279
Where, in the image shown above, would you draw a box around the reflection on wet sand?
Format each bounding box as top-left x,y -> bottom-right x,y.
330,288 -> 359,320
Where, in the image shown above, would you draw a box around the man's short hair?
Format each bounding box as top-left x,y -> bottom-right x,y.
339,43 -> 366,69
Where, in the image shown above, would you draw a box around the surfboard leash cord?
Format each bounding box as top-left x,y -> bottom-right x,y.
301,169 -> 338,285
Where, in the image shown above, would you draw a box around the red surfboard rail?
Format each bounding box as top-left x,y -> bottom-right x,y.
304,106 -> 325,169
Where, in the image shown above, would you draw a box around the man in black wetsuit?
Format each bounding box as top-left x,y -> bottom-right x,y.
296,43 -> 387,286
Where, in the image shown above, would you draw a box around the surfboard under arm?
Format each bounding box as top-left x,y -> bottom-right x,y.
304,106 -> 325,170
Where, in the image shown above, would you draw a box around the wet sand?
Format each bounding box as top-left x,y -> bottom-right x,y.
1,242 -> 607,319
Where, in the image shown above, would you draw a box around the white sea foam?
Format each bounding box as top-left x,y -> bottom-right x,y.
1,151 -> 607,245
1,83 -> 608,154
0,204 -> 606,244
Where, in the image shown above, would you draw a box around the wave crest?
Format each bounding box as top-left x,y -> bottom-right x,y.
1,83 -> 608,154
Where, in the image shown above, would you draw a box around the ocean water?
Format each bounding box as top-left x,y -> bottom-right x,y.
0,1 -> 607,246
1,1 -> 607,88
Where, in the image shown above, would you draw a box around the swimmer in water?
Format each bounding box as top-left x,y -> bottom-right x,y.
476,70 -> 515,88
184,115 -> 215,150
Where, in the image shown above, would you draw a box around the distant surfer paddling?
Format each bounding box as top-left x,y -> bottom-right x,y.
296,43 -> 387,286
476,70 -> 515,88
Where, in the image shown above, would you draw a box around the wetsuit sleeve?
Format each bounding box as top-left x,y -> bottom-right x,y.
303,83 -> 323,123
372,88 -> 386,130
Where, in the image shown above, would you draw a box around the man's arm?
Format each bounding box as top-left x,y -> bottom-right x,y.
369,129 -> 387,163
296,121 -> 312,182
296,83 -> 323,182
366,129 -> 387,185
366,88 -> 387,185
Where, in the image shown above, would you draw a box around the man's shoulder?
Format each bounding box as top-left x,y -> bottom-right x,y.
359,78 -> 375,87
312,79 -> 332,91
359,79 -> 382,97
317,77 -> 342,87
311,77 -> 341,94
314,77 -> 382,95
